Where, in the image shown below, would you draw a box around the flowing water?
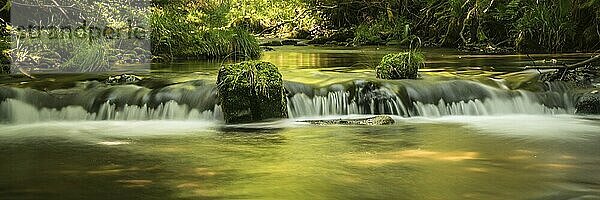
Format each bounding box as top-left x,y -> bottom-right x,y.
1,46 -> 600,199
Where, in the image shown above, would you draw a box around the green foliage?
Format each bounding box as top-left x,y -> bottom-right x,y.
227,0 -> 315,35
61,40 -> 110,72
515,1 -> 576,52
376,51 -> 424,80
150,2 -> 261,60
216,61 -> 288,123
305,0 -> 599,52
354,17 -> 411,45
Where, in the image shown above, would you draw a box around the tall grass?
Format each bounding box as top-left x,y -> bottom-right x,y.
515,1 -> 576,52
150,3 -> 261,60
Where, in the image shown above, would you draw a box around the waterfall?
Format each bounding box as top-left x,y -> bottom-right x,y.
0,98 -> 223,124
0,80 -> 222,123
0,79 -> 577,124
286,80 -> 575,118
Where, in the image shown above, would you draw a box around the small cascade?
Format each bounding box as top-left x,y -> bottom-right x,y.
0,78 -> 578,124
411,96 -> 568,117
286,80 -> 575,117
0,80 -> 222,123
286,84 -> 407,118
0,98 -> 222,124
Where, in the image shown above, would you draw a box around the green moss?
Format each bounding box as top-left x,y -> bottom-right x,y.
217,61 -> 288,123
376,51 -> 424,80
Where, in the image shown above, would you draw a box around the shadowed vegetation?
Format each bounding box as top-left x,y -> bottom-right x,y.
269,0 -> 600,53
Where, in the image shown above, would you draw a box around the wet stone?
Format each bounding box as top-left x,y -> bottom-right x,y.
302,116 -> 395,126
576,91 -> 600,115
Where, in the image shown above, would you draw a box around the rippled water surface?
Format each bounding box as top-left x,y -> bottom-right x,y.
1,46 -> 599,199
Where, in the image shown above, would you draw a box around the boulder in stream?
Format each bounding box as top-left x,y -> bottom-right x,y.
576,91 -> 600,115
217,61 -> 288,123
376,51 -> 424,80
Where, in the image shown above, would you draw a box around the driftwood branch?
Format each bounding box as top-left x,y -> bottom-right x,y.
525,54 -> 600,70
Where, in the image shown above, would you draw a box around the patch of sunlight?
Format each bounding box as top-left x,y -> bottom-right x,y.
116,179 -> 153,188
97,141 -> 131,146
525,163 -> 578,170
508,149 -> 538,160
465,167 -> 489,173
176,182 -> 202,189
194,168 -> 217,176
87,166 -> 143,175
352,149 -> 480,165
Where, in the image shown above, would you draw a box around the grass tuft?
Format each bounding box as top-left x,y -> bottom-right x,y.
376,51 -> 425,80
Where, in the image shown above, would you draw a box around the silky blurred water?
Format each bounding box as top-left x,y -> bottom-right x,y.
1,116 -> 600,200
1,46 -> 599,200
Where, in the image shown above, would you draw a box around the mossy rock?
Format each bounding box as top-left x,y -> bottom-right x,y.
376,51 -> 424,79
576,91 -> 600,115
217,61 -> 288,123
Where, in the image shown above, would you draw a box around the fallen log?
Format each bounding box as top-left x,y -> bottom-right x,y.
525,54 -> 600,70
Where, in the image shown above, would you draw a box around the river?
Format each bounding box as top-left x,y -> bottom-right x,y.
1,46 -> 599,199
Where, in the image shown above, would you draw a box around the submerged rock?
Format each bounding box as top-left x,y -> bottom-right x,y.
105,74 -> 142,85
576,91 -> 600,115
302,116 -> 395,126
376,51 -> 424,79
217,61 -> 288,123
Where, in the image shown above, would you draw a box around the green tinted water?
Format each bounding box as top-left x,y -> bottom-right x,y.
1,46 -> 599,200
1,116 -> 600,200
